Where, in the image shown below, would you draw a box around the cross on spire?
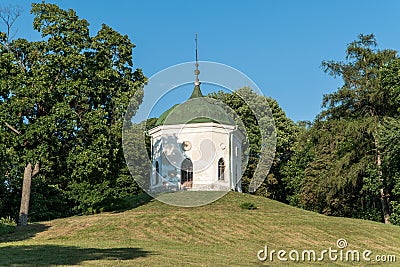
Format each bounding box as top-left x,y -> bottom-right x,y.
194,33 -> 200,86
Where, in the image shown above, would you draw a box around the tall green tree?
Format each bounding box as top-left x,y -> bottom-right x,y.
320,34 -> 397,119
321,34 -> 398,223
0,3 -> 146,221
285,34 -> 400,223
285,118 -> 382,220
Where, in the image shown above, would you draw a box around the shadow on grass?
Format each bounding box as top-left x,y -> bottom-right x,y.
106,193 -> 154,213
124,193 -> 153,208
0,223 -> 50,243
0,245 -> 151,266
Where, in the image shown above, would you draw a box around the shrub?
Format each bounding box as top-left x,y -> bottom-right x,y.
0,216 -> 17,235
239,202 -> 257,210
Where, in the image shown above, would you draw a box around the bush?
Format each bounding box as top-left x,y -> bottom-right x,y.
239,202 -> 258,210
0,216 -> 16,235
30,180 -> 72,221
389,201 -> 400,225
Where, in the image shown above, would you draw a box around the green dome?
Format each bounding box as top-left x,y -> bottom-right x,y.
155,85 -> 235,126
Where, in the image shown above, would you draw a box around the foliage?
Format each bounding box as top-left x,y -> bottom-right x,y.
281,122 -> 314,207
284,34 -> 400,223
378,117 -> 400,225
29,177 -> 72,221
209,87 -> 300,200
0,216 -> 16,235
0,3 -> 146,219
2,3 -> 400,228
320,33 -> 397,120
285,118 -> 382,218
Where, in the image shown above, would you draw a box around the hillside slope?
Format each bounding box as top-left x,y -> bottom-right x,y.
1,192 -> 399,266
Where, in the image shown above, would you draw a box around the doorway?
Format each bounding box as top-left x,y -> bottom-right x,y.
181,158 -> 193,188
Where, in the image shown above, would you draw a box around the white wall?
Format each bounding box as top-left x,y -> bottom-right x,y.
149,122 -> 244,191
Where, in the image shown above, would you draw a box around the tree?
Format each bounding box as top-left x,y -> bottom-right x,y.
281,121 -> 313,207
377,58 -> 400,225
284,34 -> 399,223
320,34 -> 397,119
0,3 -> 37,226
0,3 -> 146,222
0,4 -> 22,45
284,118 -> 382,219
378,118 -> 400,225
210,87 -> 300,200
321,34 -> 398,223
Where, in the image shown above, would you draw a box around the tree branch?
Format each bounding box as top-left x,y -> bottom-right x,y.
4,121 -> 20,135
0,4 -> 22,44
32,163 -> 40,177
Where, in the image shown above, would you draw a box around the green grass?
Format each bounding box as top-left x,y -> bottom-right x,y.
1,192 -> 400,266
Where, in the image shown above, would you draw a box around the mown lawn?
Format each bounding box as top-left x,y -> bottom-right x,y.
1,192 -> 399,266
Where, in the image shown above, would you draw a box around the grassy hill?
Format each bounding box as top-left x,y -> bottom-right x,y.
1,192 -> 399,266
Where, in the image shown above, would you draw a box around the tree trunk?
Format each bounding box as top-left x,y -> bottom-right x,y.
380,188 -> 391,224
18,163 -> 39,226
375,136 -> 391,224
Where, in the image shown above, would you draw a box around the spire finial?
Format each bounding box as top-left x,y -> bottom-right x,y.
194,33 -> 200,86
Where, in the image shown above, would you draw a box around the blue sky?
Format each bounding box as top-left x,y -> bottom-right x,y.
3,0 -> 400,122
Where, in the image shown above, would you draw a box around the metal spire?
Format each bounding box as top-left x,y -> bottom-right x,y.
194,33 -> 200,86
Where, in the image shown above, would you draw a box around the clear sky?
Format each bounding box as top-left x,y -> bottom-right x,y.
2,0 -> 400,122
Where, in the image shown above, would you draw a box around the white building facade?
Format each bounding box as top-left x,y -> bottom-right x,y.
148,84 -> 245,193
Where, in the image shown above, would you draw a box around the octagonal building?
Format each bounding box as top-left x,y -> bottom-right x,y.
148,65 -> 245,193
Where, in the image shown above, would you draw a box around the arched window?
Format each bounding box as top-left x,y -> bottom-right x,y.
155,161 -> 160,185
181,158 -> 193,188
218,158 -> 225,181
